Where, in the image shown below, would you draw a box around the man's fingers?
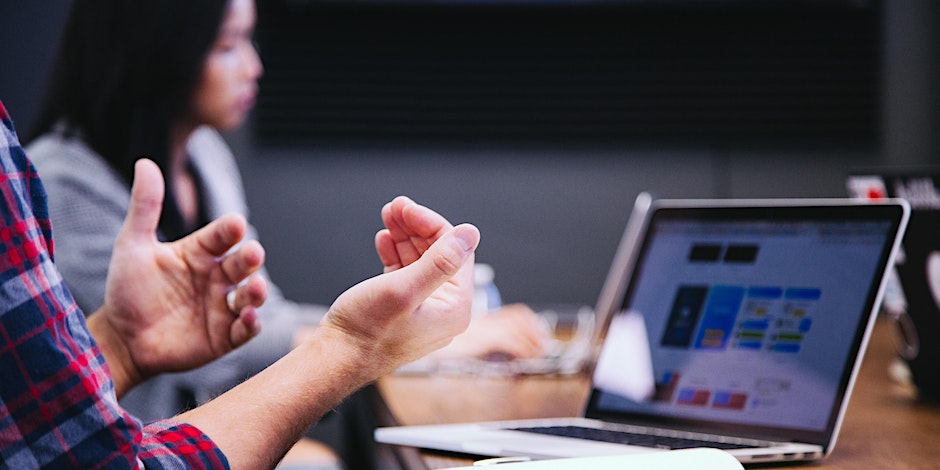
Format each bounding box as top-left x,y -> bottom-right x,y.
122,158 -> 164,239
219,239 -> 266,285
186,213 -> 250,259
375,229 -> 403,272
383,200 -> 423,265
387,224 -> 480,305
401,200 -> 451,240
229,308 -> 261,348
226,274 -> 268,314
381,196 -> 455,268
224,274 -> 266,349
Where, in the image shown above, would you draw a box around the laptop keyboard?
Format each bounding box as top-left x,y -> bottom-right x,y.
510,425 -> 759,450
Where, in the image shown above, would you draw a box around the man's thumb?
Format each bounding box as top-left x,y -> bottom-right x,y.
122,158 -> 165,238
398,223 -> 480,299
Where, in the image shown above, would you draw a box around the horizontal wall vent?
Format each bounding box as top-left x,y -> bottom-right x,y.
255,2 -> 879,146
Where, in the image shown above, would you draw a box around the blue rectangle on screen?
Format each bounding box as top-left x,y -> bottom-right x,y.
772,343 -> 802,353
799,318 -> 813,332
785,288 -> 822,300
740,319 -> 770,331
748,286 -> 783,299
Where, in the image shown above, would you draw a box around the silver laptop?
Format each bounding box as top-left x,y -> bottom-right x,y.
375,197 -> 910,464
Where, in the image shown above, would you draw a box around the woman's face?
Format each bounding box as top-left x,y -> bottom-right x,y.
192,0 -> 262,131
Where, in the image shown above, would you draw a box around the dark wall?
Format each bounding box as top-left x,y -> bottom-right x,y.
236,143 -> 881,307
882,0 -> 940,165
239,0 -> 890,307
254,2 -> 880,146
2,1 -> 938,309
0,1 -> 69,134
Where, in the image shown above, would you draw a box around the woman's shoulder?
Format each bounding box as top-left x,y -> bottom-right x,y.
27,132 -> 119,182
27,131 -> 129,208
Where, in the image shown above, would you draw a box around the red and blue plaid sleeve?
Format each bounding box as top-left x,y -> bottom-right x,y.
0,101 -> 229,469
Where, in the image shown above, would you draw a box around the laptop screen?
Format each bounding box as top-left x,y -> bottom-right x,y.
586,201 -> 907,446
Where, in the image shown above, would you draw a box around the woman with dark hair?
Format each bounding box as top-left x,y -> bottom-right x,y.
27,1 -> 344,468
29,0 -> 237,237
27,0 -> 549,467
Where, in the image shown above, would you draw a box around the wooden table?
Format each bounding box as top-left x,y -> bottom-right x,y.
377,316 -> 940,469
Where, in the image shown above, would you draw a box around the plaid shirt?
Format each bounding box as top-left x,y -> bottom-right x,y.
0,102 -> 229,469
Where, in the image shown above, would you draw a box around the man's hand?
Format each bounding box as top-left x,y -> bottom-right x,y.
374,195 -> 452,272
320,196 -> 480,375
88,159 -> 268,397
179,196 -> 478,468
375,197 -> 547,361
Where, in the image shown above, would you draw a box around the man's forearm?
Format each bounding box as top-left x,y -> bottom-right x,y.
177,326 -> 381,470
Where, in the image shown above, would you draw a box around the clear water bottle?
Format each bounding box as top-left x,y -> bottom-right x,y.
472,263 -> 501,315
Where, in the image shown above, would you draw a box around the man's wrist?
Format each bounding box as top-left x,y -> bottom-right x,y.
86,308 -> 144,398
300,324 -> 393,387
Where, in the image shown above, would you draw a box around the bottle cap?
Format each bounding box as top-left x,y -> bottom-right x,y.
474,263 -> 495,286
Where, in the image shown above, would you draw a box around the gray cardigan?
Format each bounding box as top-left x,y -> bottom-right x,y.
27,126 -> 327,421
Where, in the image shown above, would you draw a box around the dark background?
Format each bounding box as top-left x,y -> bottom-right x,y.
2,0 -> 939,309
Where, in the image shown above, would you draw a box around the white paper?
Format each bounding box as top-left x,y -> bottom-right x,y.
592,311 -> 655,402
443,448 -> 743,469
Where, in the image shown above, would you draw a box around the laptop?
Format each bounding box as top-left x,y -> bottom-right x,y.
375,197 -> 910,464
